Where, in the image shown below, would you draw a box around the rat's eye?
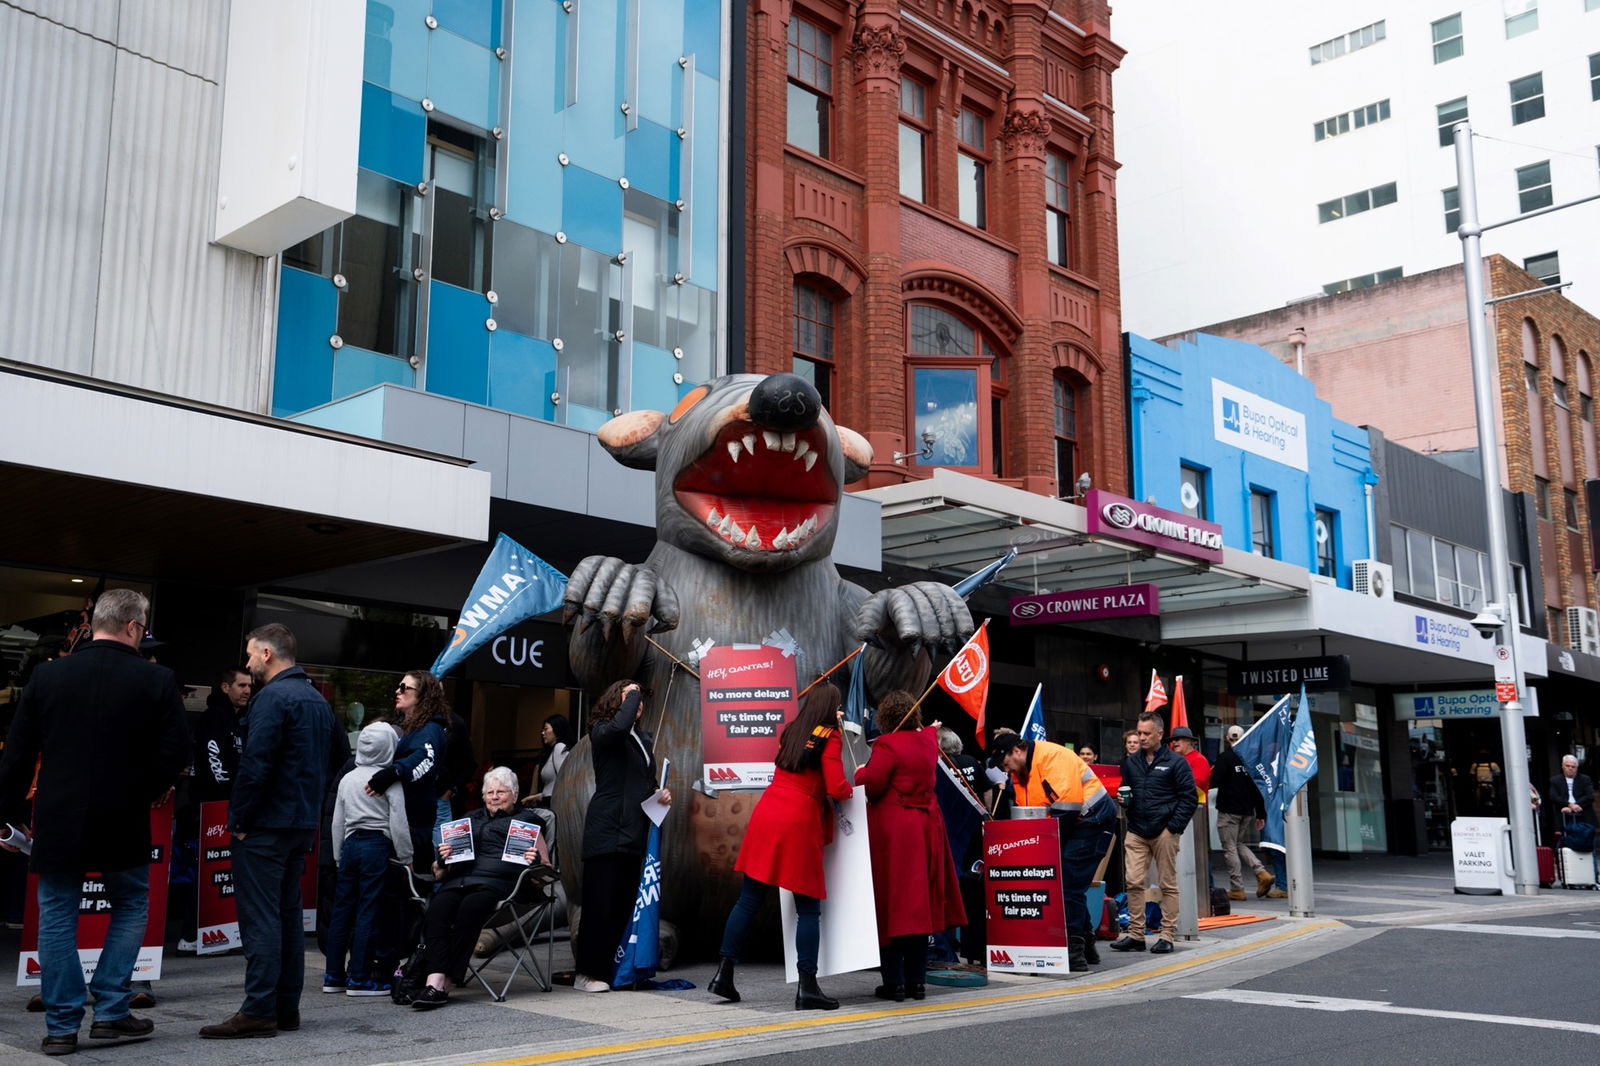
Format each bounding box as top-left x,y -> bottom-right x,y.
669,385 -> 710,423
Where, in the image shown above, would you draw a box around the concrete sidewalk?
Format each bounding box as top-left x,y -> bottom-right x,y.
1,850 -> 1589,1064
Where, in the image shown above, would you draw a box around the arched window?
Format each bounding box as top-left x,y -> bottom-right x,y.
792,282 -> 838,410
904,303 -> 1005,472
1579,352 -> 1596,478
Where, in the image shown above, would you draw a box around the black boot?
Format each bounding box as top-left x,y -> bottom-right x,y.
707,958 -> 740,1003
1068,936 -> 1089,973
1082,935 -> 1100,965
795,971 -> 839,1011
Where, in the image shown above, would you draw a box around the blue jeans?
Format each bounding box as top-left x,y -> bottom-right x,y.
1059,799 -> 1118,939
322,830 -> 392,982
1271,850 -> 1287,891
719,875 -> 821,974
233,829 -> 313,1017
37,866 -> 148,1036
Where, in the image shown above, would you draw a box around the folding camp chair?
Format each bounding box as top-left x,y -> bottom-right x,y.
392,860 -> 559,999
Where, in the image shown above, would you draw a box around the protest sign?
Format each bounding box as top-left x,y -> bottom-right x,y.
699,646 -> 798,789
982,818 -> 1068,973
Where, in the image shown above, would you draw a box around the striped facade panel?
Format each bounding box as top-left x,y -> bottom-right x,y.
8,0 -> 119,39
0,6 -> 114,376
115,0 -> 230,83
92,52 -> 270,409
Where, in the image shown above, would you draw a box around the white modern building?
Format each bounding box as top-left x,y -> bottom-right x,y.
1114,0 -> 1600,338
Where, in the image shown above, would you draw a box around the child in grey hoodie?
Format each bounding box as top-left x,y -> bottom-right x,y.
323,723 -> 413,996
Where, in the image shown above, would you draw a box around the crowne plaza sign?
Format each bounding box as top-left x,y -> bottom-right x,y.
1084,490 -> 1224,563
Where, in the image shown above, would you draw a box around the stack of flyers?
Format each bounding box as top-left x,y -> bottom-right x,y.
439,817 -> 475,863
502,820 -> 546,866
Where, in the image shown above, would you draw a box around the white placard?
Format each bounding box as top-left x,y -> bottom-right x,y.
781,786 -> 879,982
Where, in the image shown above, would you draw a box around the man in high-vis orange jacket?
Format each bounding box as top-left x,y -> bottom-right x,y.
991,730 -> 1116,973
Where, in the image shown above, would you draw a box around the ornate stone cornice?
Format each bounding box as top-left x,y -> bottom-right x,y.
999,108 -> 1053,157
847,23 -> 906,81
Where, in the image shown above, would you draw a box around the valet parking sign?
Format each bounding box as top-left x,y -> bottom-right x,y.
700,645 -> 799,789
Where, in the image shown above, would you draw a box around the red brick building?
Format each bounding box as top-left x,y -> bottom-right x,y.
740,0 -> 1126,496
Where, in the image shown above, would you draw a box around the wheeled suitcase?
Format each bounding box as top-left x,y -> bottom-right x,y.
1559,846 -> 1598,888
1538,846 -> 1557,886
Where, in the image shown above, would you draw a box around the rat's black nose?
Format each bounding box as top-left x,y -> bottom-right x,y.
748,373 -> 822,431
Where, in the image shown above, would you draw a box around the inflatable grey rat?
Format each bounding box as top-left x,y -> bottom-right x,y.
554,371 -> 974,958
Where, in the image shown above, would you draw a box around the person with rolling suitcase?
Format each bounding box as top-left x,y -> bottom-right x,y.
1548,756 -> 1597,889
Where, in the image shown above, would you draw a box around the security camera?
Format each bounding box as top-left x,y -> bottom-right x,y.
1470,606 -> 1505,639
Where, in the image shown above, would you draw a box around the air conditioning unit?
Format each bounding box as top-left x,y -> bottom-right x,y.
1352,559 -> 1393,601
1566,606 -> 1600,655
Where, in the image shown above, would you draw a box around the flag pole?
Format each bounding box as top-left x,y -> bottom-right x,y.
798,644 -> 864,698
643,633 -> 700,680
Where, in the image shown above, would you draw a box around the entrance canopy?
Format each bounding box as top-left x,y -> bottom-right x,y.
855,469 -> 1310,614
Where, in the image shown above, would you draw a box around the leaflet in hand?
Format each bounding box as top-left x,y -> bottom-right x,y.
439,817 -> 474,864
502,819 -> 546,866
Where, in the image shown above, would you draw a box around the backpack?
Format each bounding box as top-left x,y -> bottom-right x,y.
1210,886 -> 1231,916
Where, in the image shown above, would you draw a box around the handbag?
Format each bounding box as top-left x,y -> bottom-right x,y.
1563,814 -> 1595,854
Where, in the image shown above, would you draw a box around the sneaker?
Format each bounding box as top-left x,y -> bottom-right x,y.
41,1033 -> 77,1056
176,939 -> 198,953
1150,939 -> 1175,955
321,974 -> 347,994
411,986 -> 450,1010
345,979 -> 392,998
572,974 -> 611,993
90,1014 -> 154,1041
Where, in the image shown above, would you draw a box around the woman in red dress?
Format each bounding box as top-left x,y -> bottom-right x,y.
858,690 -> 966,1002
707,683 -> 853,1010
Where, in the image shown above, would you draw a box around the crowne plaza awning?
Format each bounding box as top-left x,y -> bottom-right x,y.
853,470 -> 1310,614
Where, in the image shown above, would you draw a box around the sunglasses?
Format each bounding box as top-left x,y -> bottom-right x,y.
396,683 -> 418,693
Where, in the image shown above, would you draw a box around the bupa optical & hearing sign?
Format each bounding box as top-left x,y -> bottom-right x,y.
1085,490 -> 1224,563
1212,378 -> 1308,472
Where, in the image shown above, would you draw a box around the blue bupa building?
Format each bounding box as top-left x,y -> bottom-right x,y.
1126,332 -> 1377,586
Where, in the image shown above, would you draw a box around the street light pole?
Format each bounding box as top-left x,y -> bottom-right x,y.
1453,120 -> 1538,895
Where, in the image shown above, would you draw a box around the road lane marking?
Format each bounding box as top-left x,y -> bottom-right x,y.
1417,922 -> 1600,939
1187,989 -> 1600,1035
440,921 -> 1344,1066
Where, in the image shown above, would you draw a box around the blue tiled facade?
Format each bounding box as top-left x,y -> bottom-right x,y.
273,0 -> 725,425
1127,332 -> 1377,585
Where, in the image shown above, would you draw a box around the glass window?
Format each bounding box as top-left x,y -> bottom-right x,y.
338,171 -> 419,357
1390,524 -> 1411,593
1180,463 -> 1208,519
427,123 -> 494,293
906,304 -> 1005,473
1250,490 -> 1275,557
1318,182 -> 1398,224
489,221 -> 560,339
1314,99 -> 1390,141
792,282 -> 836,411
1566,488 -> 1582,530
787,16 -> 832,157
1517,161 -> 1553,213
899,79 -> 927,202
909,305 -> 975,356
911,367 -> 979,466
1432,14 -> 1463,63
1054,375 -> 1078,497
1315,508 -> 1337,578
1458,550 -> 1484,611
1046,152 -> 1071,268
1406,528 -> 1437,599
1434,539 -> 1458,606
1442,187 -> 1461,234
1509,73 -> 1545,125
1523,251 -> 1559,286
1437,97 -> 1468,148
1535,475 -> 1551,519
957,110 -> 988,230
1505,2 -> 1537,38
1591,53 -> 1600,101
1324,267 -> 1404,295
1309,20 -> 1385,64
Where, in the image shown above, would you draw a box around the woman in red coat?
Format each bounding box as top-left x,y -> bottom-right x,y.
859,690 -> 966,1002
708,683 -> 852,1010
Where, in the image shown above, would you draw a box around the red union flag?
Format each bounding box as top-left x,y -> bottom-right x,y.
937,621 -> 991,745
1143,669 -> 1168,714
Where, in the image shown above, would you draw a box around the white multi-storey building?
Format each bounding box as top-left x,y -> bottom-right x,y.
1115,0 -> 1600,338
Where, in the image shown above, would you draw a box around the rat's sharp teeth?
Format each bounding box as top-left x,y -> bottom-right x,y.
728,520 -> 745,542
762,430 -> 781,451
742,434 -> 757,455
793,440 -> 811,461
743,526 -> 761,548
707,508 -> 721,527
775,528 -> 790,549
718,515 -> 734,536
781,432 -> 797,452
802,515 -> 818,536
727,441 -> 742,463
803,451 -> 818,472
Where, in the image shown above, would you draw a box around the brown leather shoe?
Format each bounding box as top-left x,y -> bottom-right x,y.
1255,869 -> 1276,897
1266,888 -> 1288,899
1226,889 -> 1247,901
199,1012 -> 277,1039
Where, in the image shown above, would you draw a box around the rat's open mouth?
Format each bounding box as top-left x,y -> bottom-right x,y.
674,422 -> 836,551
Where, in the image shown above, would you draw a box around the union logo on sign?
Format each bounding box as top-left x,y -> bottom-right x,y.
944,645 -> 988,693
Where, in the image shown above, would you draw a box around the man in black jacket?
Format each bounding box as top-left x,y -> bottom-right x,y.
201,624 -> 344,1040
1110,711 -> 1195,955
1213,725 -> 1276,901
1549,755 -> 1597,832
0,589 -> 189,1056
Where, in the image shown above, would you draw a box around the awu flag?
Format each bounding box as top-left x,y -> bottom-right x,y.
937,620 -> 991,746
953,547 -> 1017,599
613,822 -> 664,986
1020,684 -> 1047,742
1232,691 -> 1317,852
431,534 -> 568,678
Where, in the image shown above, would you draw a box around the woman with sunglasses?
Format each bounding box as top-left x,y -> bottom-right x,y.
366,671 -> 451,867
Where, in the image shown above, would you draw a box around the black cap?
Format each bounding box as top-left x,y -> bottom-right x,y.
988,730 -> 1023,767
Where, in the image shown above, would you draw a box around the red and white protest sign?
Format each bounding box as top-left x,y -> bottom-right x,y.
197,801 -> 319,955
982,817 -> 1068,973
17,802 -> 173,985
699,646 -> 798,789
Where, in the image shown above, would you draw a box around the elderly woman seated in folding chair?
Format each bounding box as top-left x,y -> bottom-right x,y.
411,766 -> 549,1009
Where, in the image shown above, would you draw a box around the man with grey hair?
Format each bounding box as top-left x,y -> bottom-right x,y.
0,589 -> 189,1056
202,623 -> 345,1040
1212,724 -> 1274,901
1548,755 -> 1596,832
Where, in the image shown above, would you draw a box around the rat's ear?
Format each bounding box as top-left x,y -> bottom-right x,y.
597,410 -> 665,470
837,425 -> 873,483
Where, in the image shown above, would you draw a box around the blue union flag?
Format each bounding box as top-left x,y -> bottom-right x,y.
612,821 -> 663,987
1232,686 -> 1319,852
431,534 -> 568,678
